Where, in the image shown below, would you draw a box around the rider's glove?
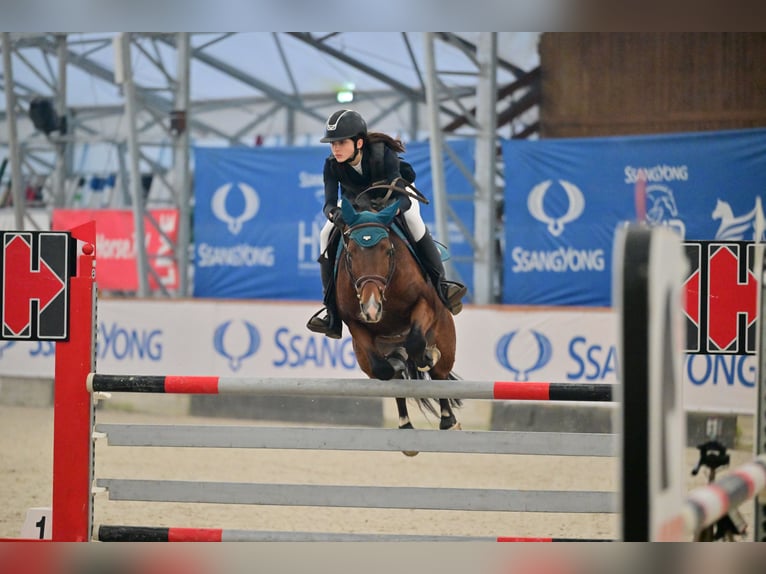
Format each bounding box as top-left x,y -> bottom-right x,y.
329,207 -> 346,230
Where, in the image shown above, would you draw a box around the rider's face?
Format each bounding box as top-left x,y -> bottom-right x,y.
330,138 -> 361,163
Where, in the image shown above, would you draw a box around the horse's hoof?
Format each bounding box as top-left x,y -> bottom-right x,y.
398,421 -> 419,456
440,417 -> 461,430
416,347 -> 441,372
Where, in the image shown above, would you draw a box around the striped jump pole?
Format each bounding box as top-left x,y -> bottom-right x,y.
96,525 -> 611,543
658,455 -> 766,541
87,374 -> 614,402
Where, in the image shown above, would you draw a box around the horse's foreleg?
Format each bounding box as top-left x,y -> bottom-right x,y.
406,299 -> 440,371
347,324 -> 396,380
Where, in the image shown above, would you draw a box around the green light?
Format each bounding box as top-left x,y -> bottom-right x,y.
336,90 -> 354,103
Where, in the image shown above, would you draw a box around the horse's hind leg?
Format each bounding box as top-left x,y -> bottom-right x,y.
396,397 -> 412,429
438,398 -> 461,430
396,397 -> 419,457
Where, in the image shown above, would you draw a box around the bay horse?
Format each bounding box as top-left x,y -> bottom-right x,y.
334,194 -> 462,454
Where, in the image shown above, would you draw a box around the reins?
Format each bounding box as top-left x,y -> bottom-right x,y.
355,178 -> 429,212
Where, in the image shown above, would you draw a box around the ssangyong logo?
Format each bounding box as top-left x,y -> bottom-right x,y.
495,329 -> 552,381
512,179 -> 604,274
213,319 -> 260,371
198,182 -> 274,269
211,182 -> 260,235
527,179 -> 585,237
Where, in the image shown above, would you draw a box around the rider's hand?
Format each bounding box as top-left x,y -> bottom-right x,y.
330,207 -> 346,230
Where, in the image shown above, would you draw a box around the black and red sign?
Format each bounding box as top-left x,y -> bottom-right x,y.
683,241 -> 758,355
1,231 -> 73,340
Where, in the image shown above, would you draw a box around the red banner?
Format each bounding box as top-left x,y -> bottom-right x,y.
52,209 -> 179,291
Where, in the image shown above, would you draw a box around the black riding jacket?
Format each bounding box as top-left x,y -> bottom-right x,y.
322,142 -> 413,220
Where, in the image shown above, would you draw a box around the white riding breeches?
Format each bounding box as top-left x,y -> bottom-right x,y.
319,218 -> 334,259
319,191 -> 427,258
401,190 -> 426,242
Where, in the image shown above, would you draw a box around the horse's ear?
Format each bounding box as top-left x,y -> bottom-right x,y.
378,199 -> 400,225
340,201 -> 357,225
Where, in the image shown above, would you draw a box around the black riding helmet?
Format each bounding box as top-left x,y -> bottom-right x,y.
320,109 -> 367,143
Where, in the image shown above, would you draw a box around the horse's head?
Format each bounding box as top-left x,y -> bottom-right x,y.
340,200 -> 400,324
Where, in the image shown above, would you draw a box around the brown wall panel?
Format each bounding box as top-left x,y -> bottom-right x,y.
539,33 -> 766,138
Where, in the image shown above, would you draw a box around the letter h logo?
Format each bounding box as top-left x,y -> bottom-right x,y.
683,241 -> 757,355
1,231 -> 71,340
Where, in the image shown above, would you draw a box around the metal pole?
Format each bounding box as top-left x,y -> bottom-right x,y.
285,107 -> 295,146
173,32 -> 191,297
117,33 -> 150,296
116,141 -> 130,206
409,98 -> 418,141
1,33 -> 25,228
473,33 -> 498,304
755,205 -> 766,542
422,33 -> 452,265
52,33 -> 68,207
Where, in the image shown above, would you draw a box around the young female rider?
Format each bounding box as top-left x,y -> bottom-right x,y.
307,109 -> 467,339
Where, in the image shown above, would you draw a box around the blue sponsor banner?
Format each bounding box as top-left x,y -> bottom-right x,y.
501,128 -> 766,306
193,141 -> 475,300
193,145 -> 327,299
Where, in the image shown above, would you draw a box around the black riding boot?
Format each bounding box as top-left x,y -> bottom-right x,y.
306,256 -> 342,339
414,233 -> 467,315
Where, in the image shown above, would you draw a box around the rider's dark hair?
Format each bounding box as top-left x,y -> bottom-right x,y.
367,132 -> 406,154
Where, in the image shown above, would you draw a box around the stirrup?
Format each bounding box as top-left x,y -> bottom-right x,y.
448,300 -> 463,315
306,307 -> 342,339
442,282 -> 467,303
440,282 -> 466,315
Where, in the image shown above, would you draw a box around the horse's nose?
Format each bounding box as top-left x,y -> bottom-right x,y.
360,294 -> 382,323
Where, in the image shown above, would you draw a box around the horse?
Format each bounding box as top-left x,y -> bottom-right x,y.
333,193 -> 462,455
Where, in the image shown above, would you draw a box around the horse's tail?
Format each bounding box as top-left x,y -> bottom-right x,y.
446,370 -> 463,408
414,370 -> 463,417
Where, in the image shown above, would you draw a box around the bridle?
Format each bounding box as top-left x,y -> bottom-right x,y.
342,222 -> 396,302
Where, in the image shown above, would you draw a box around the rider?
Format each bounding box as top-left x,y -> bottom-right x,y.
307,109 -> 468,339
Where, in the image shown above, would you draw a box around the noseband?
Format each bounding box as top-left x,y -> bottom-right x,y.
343,222 -> 396,301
